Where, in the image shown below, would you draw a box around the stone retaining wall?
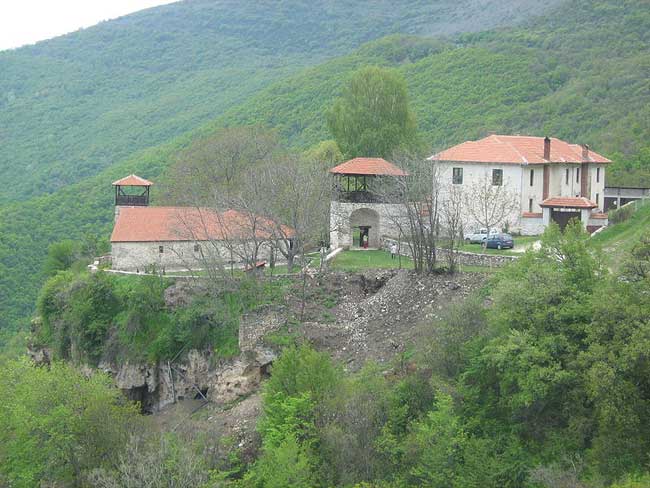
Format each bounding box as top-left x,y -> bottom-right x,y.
382,237 -> 519,268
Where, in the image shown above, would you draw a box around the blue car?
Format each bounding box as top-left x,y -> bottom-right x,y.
486,233 -> 514,250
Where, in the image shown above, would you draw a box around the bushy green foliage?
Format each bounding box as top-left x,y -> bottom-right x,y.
0,358 -> 140,487
43,240 -> 78,276
232,226 -> 650,487
34,271 -> 288,364
327,66 -> 418,158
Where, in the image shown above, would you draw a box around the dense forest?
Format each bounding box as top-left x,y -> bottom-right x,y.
0,0 -> 556,204
1,0 -> 650,351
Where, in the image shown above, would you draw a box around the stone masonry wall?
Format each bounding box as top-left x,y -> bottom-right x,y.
330,200 -> 407,249
382,237 -> 519,268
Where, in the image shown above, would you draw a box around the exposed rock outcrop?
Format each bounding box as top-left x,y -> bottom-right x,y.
90,348 -> 275,413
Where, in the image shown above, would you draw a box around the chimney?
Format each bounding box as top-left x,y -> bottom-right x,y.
582,144 -> 590,162
543,136 -> 551,161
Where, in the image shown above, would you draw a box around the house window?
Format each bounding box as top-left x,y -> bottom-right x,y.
492,169 -> 503,186
159,245 -> 164,253
529,198 -> 533,212
529,169 -> 534,186
452,167 -> 463,185
596,193 -> 599,205
596,167 -> 601,183
194,244 -> 201,252
565,168 -> 569,185
576,167 -> 580,183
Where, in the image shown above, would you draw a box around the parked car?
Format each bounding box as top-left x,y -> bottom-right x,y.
485,233 -> 514,250
464,228 -> 499,244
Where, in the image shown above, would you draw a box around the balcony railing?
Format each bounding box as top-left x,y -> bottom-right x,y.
334,190 -> 401,204
116,194 -> 149,206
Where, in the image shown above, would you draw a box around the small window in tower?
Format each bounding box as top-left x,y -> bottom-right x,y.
492,169 -> 503,186
530,169 -> 534,186
596,167 -> 601,183
576,167 -> 580,183
194,244 -> 201,252
529,198 -> 533,213
565,168 -> 569,185
452,168 -> 463,184
159,245 -> 164,254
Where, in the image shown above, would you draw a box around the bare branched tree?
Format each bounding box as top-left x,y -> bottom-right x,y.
463,173 -> 519,245
162,126 -> 283,287
379,150 -> 441,274
256,156 -> 330,273
165,125 -> 280,204
440,185 -> 464,272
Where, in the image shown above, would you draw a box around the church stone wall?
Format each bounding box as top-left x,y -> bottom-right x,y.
112,240 -> 277,272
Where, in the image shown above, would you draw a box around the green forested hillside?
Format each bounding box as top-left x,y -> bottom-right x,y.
0,0 -> 559,205
221,0 -> 650,157
2,0 -> 650,345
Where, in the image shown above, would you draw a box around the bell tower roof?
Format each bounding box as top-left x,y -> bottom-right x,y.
113,175 -> 152,207
112,174 -> 154,187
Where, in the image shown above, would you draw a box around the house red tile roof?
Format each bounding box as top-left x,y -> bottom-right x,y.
112,174 -> 154,186
540,197 -> 598,209
329,157 -> 408,176
111,206 -> 293,243
430,135 -> 611,165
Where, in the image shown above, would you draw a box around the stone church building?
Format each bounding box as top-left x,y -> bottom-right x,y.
110,175 -> 291,272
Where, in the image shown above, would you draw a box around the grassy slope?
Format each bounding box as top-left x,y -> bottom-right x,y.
2,0 -> 650,342
0,0 -> 559,205
590,201 -> 650,269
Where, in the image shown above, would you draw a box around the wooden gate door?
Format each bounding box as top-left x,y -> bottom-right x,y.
551,210 -> 581,231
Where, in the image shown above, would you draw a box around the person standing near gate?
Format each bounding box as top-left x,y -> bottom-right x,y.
390,243 -> 397,259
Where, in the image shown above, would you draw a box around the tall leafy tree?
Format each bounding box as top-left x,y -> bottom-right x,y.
327,66 -> 417,158
0,359 -> 139,487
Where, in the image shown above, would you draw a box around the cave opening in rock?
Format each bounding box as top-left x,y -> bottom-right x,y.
194,388 -> 208,400
123,385 -> 154,414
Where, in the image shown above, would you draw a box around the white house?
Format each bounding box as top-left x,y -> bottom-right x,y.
429,135 -> 611,235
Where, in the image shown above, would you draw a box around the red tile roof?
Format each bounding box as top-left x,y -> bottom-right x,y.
430,135 -> 611,165
540,197 -> 598,209
522,212 -> 543,218
329,157 -> 408,176
111,206 -> 293,243
112,174 -> 154,186
591,212 -> 608,219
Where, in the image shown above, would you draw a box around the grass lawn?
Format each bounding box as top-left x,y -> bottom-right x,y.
330,250 -> 414,272
328,249 -> 496,273
590,201 -> 650,269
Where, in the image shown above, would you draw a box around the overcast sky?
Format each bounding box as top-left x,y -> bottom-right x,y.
0,0 -> 178,51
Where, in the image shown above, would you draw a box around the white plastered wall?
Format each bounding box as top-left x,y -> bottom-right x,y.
434,160 -> 524,233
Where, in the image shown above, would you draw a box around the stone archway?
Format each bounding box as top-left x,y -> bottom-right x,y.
350,208 -> 380,248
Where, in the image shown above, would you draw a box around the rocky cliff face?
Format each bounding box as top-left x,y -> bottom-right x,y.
29,345 -> 275,413
100,348 -> 275,413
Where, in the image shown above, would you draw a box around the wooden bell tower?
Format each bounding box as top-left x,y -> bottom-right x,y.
112,174 -> 153,206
